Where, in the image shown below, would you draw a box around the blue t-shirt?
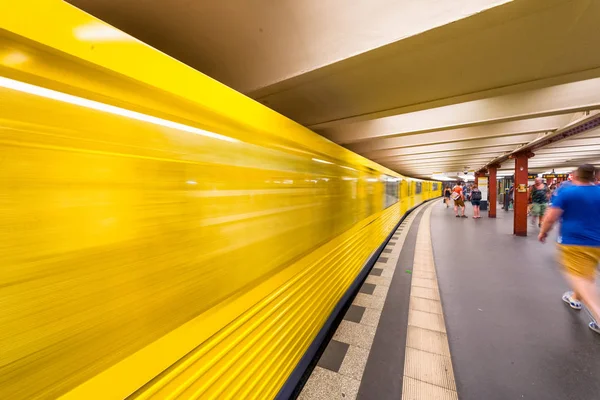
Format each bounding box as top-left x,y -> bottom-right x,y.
552,184 -> 600,246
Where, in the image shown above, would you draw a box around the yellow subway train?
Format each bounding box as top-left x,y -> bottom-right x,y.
0,2 -> 441,399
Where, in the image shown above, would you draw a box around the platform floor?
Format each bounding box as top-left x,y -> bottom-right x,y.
298,200 -> 600,400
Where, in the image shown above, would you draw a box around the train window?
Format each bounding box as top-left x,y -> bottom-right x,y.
383,176 -> 399,208
415,181 -> 422,194
432,182 -> 439,191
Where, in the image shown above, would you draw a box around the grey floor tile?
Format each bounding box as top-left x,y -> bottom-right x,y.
370,268 -> 383,276
317,340 -> 350,373
344,305 -> 366,323
359,282 -> 376,295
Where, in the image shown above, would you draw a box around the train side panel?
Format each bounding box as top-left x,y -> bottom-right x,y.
0,5 -> 441,399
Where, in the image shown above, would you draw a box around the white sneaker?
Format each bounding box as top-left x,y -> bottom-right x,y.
562,291 -> 582,310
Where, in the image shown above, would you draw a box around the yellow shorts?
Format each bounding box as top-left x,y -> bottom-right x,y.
558,244 -> 600,279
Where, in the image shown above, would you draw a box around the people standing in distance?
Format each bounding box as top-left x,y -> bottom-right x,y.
549,183 -> 557,205
470,185 -> 482,219
539,164 -> 600,334
444,186 -> 452,208
451,182 -> 467,218
530,178 -> 549,227
463,182 -> 471,202
527,184 -> 533,216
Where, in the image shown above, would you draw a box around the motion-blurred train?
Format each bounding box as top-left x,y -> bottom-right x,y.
0,2 -> 441,399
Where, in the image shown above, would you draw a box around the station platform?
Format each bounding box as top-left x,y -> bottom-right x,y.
298,200 -> 600,400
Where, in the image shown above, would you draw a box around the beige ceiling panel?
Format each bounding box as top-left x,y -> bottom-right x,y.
346,115 -> 572,154
257,0 -> 600,127
322,78 -> 600,144
380,154 -> 504,165
539,145 -> 600,154
386,153 -> 500,163
544,137 -> 600,149
67,0 -> 509,93
386,159 -> 496,169
536,150 -> 600,158
569,127 -> 600,138
369,133 -> 540,160
383,150 -> 511,163
65,0 -> 600,179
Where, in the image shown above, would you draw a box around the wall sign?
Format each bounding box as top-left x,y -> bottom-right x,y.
478,176 -> 488,201
542,173 -> 569,179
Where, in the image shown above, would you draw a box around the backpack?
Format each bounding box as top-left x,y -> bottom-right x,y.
471,190 -> 482,201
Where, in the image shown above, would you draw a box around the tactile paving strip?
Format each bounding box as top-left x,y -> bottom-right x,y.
402,202 -> 458,400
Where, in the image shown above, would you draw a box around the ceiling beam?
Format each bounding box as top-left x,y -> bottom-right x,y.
480,112 -> 600,172
385,156 -> 498,166
376,148 -> 516,163
369,133 -> 540,159
320,78 -> 600,144
345,115 -> 572,154
544,137 -> 600,149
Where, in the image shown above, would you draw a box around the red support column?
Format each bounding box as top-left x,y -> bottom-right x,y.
512,152 -> 534,236
488,165 -> 499,218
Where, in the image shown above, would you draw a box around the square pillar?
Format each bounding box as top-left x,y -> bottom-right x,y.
488,165 -> 498,218
512,152 -> 533,236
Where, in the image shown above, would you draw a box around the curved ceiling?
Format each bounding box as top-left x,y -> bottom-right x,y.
68,0 -> 600,178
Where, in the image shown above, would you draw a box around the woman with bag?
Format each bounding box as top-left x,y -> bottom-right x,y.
443,186 -> 452,207
471,185 -> 483,219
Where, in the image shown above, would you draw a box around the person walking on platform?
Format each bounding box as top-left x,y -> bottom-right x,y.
549,183 -> 557,205
451,183 -> 467,218
530,178 -> 549,227
470,184 -> 482,219
539,164 -> 600,334
444,186 -> 452,208
463,183 -> 471,202
527,184 -> 533,216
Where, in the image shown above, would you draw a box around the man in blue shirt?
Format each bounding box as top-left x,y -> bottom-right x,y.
539,164 -> 600,334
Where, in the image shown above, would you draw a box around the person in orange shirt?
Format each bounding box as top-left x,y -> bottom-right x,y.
451,183 -> 467,218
